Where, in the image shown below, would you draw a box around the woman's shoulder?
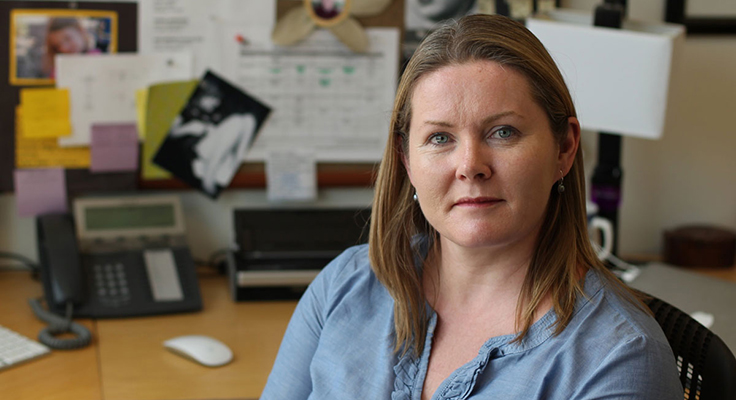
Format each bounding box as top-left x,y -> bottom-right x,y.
320,243 -> 372,280
553,270 -> 684,398
310,244 -> 386,303
578,269 -> 669,347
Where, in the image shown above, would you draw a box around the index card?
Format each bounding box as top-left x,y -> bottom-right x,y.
266,150 -> 317,202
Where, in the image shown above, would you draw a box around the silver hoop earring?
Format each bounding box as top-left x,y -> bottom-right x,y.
557,170 -> 565,194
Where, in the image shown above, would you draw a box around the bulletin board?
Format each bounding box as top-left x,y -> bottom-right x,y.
0,1 -> 138,193
139,0 -> 405,191
1,0 -> 404,194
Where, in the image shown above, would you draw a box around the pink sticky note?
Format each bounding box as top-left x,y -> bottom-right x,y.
14,168 -> 68,217
91,123 -> 140,173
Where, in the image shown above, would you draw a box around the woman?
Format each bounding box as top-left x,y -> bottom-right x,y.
262,14 -> 682,399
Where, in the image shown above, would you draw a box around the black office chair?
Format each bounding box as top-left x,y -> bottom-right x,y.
644,295 -> 736,399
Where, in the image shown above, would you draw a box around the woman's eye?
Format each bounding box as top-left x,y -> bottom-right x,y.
429,133 -> 449,144
492,127 -> 515,139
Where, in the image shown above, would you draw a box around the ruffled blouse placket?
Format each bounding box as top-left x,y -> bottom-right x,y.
392,308 -> 558,400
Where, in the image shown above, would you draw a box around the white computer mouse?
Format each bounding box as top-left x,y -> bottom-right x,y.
163,335 -> 233,367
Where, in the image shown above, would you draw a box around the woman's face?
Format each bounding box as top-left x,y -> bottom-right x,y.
404,60 -> 577,252
48,26 -> 87,54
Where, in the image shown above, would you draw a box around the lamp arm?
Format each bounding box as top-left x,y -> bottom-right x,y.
589,0 -> 627,257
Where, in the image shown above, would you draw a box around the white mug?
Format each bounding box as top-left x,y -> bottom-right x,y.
586,201 -> 614,261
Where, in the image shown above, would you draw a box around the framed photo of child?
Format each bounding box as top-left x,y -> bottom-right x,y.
9,9 -> 118,86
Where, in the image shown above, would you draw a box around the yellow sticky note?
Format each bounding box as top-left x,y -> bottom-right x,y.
19,88 -> 72,138
15,107 -> 90,169
135,88 -> 149,140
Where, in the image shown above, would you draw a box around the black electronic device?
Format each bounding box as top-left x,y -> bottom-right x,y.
36,195 -> 202,318
226,208 -> 371,301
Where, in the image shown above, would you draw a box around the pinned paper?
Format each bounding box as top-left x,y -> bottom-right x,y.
19,88 -> 71,138
13,168 -> 68,217
266,150 -> 317,202
56,52 -> 194,147
91,123 -> 139,173
142,80 -> 198,180
135,88 -> 149,140
15,107 -> 90,169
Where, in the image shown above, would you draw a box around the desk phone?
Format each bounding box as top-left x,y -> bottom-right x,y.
37,195 -> 202,318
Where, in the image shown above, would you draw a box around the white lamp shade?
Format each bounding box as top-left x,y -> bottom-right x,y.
527,9 -> 684,139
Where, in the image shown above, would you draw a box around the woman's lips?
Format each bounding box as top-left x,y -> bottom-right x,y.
454,197 -> 504,207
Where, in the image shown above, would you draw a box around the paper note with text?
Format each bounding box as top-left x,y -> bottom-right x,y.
56,52 -> 194,147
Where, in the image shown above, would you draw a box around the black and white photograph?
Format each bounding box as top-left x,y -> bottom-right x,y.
403,0 -> 478,64
153,71 -> 271,199
405,0 -> 477,31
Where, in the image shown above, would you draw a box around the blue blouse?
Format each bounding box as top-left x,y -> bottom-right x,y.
261,244 -> 683,399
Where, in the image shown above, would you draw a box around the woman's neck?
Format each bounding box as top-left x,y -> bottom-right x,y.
422,233 -> 555,324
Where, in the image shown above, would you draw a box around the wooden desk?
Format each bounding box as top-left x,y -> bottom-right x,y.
0,270 -> 297,400
626,254 -> 736,281
4,262 -> 735,399
683,265 -> 736,282
0,271 -> 100,400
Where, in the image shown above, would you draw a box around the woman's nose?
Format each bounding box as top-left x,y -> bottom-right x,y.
455,140 -> 491,181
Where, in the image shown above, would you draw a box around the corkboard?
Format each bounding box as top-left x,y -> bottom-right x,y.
141,0 -> 404,190
0,1 -> 138,192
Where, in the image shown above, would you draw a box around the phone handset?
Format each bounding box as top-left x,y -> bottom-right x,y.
37,214 -> 85,306
33,214 -> 91,350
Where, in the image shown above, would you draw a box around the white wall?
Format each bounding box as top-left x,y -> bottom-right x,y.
567,0 -> 736,255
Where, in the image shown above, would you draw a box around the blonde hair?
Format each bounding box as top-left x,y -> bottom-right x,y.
369,14 -> 643,356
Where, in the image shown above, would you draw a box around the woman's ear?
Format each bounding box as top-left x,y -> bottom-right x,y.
558,116 -> 581,175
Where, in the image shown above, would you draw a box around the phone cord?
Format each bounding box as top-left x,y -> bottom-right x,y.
28,298 -> 92,350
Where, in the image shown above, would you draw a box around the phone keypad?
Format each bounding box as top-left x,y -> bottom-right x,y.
93,263 -> 131,306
